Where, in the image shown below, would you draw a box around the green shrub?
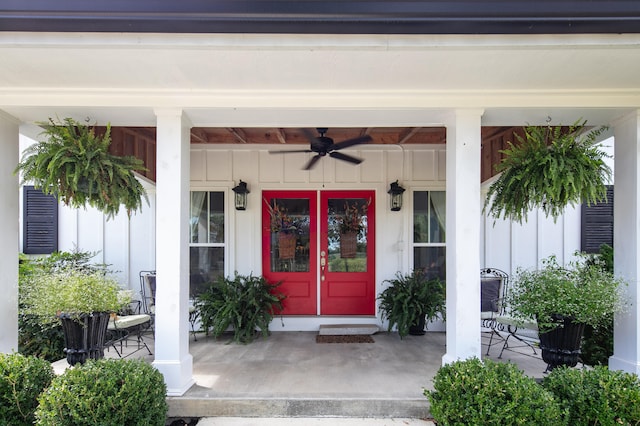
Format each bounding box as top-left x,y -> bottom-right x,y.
196,273 -> 285,344
581,318 -> 613,366
581,244 -> 615,366
425,358 -> 566,426
35,359 -> 168,426
543,366 -> 640,426
0,353 -> 55,426
18,314 -> 65,362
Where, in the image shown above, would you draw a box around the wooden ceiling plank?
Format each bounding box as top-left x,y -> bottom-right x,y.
276,128 -> 287,144
398,127 -> 422,144
360,127 -> 373,137
191,129 -> 209,144
226,127 -> 249,144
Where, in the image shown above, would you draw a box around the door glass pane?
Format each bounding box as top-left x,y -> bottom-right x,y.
268,198 -> 310,272
327,198 -> 369,272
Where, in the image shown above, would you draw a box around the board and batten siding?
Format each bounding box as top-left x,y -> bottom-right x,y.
190,144 -> 446,314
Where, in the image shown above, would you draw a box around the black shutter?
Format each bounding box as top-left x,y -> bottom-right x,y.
23,186 -> 58,254
581,185 -> 614,253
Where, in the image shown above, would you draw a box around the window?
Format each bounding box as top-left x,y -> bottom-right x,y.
413,191 -> 445,280
189,191 -> 224,297
23,186 -> 58,254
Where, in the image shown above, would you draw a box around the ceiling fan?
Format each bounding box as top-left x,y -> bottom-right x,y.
269,128 -> 372,170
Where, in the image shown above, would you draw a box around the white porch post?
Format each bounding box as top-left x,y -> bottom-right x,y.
0,111 -> 19,353
609,111 -> 640,374
152,109 -> 195,395
442,109 -> 483,364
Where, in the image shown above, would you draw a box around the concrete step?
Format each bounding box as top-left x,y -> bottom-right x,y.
318,324 -> 379,336
167,397 -> 429,419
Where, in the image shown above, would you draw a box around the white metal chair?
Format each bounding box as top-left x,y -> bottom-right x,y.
139,270 -> 200,340
105,298 -> 153,358
480,267 -> 508,355
494,315 -> 539,358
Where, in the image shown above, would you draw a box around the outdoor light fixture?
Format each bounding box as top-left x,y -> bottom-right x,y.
387,180 -> 405,211
232,180 -> 250,211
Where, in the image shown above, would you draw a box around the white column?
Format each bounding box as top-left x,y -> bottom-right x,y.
0,111 -> 19,353
609,111 -> 640,374
152,109 -> 195,395
442,109 -> 483,365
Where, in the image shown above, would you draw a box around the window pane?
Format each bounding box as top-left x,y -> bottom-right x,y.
429,191 -> 446,243
414,191 -> 446,243
190,191 -> 208,244
209,192 -> 224,244
190,247 -> 224,298
269,198 -> 310,273
413,192 -> 429,243
327,198 -> 369,272
190,191 -> 225,244
414,246 -> 446,281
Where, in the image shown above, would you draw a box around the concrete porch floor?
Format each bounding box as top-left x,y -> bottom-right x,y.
168,330 -> 546,419
53,329 -> 547,421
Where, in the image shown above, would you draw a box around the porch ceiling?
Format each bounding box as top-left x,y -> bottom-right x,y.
108,125 -> 515,183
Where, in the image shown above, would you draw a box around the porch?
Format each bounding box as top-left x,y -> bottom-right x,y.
62,330 -> 547,419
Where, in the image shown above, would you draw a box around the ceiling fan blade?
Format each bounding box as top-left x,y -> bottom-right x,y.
330,151 -> 363,165
303,154 -> 322,170
329,135 -> 372,151
269,149 -> 312,154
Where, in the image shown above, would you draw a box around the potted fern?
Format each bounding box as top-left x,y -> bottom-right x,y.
378,270 -> 445,338
15,117 -> 148,219
22,269 -> 129,365
195,273 -> 286,344
484,120 -> 611,223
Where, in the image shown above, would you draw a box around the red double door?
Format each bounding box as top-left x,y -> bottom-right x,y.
262,190 -> 376,315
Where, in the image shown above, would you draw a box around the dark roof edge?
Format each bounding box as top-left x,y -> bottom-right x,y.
1,1 -> 639,34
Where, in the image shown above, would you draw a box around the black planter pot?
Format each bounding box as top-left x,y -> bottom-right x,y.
409,315 -> 426,336
538,315 -> 585,371
59,312 -> 111,366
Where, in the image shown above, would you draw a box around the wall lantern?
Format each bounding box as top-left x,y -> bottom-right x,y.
387,180 -> 405,211
232,180 -> 250,211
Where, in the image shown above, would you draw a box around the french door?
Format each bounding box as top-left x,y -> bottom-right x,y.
262,190 -> 375,315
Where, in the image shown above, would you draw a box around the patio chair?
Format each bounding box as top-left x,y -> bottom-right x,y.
481,267 -> 508,355
494,314 -> 538,358
139,270 -> 200,340
105,299 -> 153,358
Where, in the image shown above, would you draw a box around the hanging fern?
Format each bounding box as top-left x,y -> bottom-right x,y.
15,117 -> 148,219
484,120 -> 611,223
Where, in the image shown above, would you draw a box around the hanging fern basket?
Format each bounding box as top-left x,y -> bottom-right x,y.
484,120 -> 611,224
15,117 -> 148,219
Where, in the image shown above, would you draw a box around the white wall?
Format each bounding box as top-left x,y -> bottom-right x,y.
191,143 -> 446,330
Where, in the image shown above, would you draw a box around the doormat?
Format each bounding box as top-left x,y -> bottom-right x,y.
316,335 -> 375,344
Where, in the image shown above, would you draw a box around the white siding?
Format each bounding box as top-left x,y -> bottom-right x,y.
191,143 -> 446,330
